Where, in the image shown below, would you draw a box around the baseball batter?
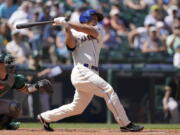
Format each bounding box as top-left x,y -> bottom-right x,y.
38,9 -> 144,132
0,53 -> 52,130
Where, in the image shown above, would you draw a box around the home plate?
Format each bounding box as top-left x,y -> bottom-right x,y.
144,130 -> 167,134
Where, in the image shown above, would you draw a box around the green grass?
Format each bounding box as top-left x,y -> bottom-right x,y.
20,123 -> 180,129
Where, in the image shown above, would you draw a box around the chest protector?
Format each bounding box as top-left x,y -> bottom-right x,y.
0,74 -> 15,96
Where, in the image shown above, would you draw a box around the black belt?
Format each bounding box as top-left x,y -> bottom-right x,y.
83,63 -> 99,71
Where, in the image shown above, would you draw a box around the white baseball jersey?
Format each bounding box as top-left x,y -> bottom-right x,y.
71,25 -> 104,67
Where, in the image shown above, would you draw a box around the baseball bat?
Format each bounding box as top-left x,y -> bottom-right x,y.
16,20 -> 54,29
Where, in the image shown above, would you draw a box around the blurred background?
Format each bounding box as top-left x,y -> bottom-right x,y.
0,0 -> 180,124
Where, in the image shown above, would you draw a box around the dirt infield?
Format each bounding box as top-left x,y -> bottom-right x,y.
1,128 -> 180,135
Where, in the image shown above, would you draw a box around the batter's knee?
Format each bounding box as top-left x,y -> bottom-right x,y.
70,103 -> 86,115
8,101 -> 22,118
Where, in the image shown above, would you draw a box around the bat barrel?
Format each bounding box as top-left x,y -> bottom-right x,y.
16,20 -> 54,29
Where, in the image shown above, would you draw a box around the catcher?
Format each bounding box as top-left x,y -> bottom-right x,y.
0,53 -> 53,130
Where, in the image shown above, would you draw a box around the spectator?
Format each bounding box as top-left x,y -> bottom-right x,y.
141,26 -> 166,53
109,6 -> 127,36
168,0 -> 180,7
144,5 -> 165,26
55,27 -> 70,64
156,0 -> 168,20
156,21 -> 170,44
173,45 -> 180,69
61,0 -> 77,13
0,22 -> 9,53
143,0 -> 156,8
174,13 -> 180,25
29,10 -> 42,56
102,16 -> 119,50
100,0 -> 111,16
122,0 -> 148,28
34,0 -> 43,16
41,24 -> 57,63
163,77 -> 180,123
49,1 -> 62,18
0,0 -> 19,23
6,30 -> 31,64
69,7 -> 85,23
38,4 -> 55,63
39,4 -> 52,22
86,0 -> 100,9
166,23 -> 180,55
8,1 -> 31,31
124,0 -> 147,10
165,5 -> 179,28
28,0 -> 40,20
128,23 -> 153,50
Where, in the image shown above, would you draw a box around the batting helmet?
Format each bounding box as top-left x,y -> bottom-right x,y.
79,9 -> 103,23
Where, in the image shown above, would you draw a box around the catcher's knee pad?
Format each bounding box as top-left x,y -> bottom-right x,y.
8,101 -> 22,118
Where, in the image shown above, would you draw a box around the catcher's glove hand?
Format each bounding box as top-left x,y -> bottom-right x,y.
35,79 -> 53,94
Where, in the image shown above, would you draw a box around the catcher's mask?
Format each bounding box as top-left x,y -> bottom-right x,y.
0,53 -> 16,72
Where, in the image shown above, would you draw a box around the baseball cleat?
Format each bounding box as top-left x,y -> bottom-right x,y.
120,123 -> 144,132
5,122 -> 20,130
37,114 -> 54,132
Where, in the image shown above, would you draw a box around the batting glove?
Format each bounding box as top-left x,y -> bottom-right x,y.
54,17 -> 68,27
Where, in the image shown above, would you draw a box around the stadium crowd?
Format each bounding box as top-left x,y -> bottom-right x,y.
0,0 -> 179,66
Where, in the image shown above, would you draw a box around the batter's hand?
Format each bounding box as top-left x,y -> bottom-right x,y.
35,79 -> 53,94
53,17 -> 68,27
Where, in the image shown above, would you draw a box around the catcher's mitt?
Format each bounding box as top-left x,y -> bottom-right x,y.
35,79 -> 53,94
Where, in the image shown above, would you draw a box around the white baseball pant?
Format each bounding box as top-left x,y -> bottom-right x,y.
40,64 -> 130,127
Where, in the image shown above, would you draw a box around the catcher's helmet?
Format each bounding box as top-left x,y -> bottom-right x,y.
0,53 -> 15,70
4,53 -> 15,65
79,9 -> 103,23
0,53 -> 15,64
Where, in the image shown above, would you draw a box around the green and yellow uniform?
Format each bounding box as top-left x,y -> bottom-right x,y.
0,74 -> 27,97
